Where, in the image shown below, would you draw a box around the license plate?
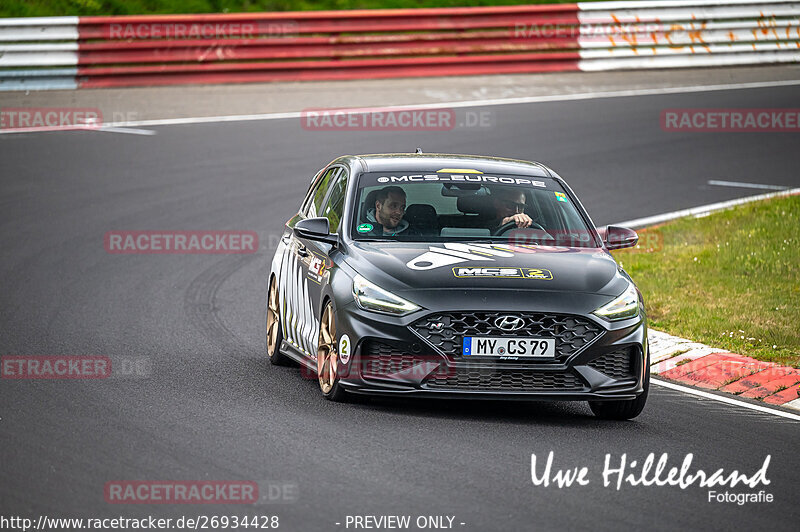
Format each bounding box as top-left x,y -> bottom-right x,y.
462,336 -> 555,358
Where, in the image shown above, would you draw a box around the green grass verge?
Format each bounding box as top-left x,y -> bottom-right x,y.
1,0 -> 609,18
612,194 -> 800,368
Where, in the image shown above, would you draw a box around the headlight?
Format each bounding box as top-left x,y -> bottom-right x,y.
352,274 -> 420,316
593,282 -> 639,321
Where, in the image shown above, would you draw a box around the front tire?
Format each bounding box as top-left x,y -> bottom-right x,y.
266,276 -> 291,366
589,367 -> 649,420
317,301 -> 347,402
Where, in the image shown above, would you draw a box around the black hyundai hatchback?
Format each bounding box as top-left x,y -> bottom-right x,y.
267,153 -> 648,419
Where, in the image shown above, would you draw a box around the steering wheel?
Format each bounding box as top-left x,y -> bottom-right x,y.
492,219 -> 551,237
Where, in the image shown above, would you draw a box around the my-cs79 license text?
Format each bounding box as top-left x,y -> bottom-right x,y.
463,337 -> 555,358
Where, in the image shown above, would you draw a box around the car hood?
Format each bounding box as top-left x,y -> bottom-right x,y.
344,241 -> 627,297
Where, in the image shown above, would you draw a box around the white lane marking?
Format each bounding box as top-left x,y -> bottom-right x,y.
108,79 -> 800,128
612,187 -> 800,228
97,126 -> 156,136
652,378 -> 800,421
0,125 -> 156,135
4,78 -> 799,134
707,179 -> 789,191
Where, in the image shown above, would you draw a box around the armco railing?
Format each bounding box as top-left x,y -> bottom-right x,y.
1,0 -> 799,90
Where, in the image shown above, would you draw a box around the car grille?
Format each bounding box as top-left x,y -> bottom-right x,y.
410,312 -> 603,362
425,367 -> 583,391
587,348 -> 635,379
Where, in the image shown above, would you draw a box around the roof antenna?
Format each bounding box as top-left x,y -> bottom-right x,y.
415,147 -> 423,154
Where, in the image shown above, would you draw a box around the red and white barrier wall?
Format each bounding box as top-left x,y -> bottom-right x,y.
1,0 -> 798,90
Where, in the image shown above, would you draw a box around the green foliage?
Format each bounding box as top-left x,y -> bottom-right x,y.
1,0 -> 602,17
613,195 -> 800,367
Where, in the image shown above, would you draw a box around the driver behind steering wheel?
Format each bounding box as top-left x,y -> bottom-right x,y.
490,187 -> 533,232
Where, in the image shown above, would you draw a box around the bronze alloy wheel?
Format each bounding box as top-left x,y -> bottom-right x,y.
317,303 -> 338,394
266,277 -> 289,366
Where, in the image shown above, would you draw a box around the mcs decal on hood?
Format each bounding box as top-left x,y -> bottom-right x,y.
453,267 -> 553,280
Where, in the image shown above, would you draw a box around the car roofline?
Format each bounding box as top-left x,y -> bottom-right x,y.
338,153 -> 551,176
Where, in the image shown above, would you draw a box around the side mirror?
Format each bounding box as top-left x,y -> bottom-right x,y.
604,225 -> 638,250
294,217 -> 338,246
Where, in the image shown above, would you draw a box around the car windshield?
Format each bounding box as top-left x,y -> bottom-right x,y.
351,171 -> 598,247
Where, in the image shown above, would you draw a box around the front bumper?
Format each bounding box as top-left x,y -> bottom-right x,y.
335,301 -> 648,401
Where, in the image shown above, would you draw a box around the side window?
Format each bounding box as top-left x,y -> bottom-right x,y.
525,190 -> 545,225
308,167 -> 340,218
320,169 -> 349,232
300,170 -> 324,216
533,190 -> 559,231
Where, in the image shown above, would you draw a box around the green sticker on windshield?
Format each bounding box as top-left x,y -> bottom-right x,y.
357,223 -> 373,233
555,191 -> 568,202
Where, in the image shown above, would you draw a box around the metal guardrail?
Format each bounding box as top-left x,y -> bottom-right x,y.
1,1 -> 798,90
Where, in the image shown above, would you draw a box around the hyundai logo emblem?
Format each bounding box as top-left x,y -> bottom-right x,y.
494,315 -> 525,331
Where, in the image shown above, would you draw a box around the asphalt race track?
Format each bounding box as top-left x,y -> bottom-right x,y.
1,83 -> 799,531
